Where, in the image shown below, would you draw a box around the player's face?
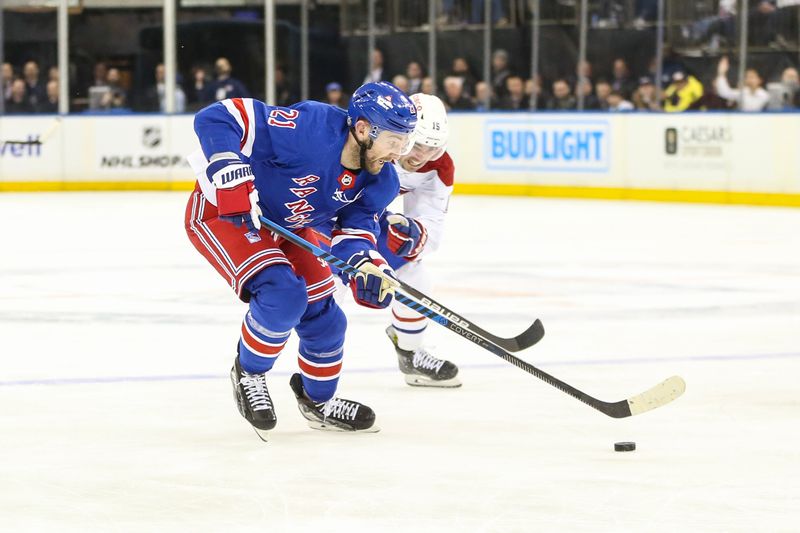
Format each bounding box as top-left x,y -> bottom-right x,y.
365,130 -> 413,174
399,142 -> 444,172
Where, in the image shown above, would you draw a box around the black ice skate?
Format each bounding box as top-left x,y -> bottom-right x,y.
230,356 -> 277,442
289,373 -> 379,433
386,326 -> 461,388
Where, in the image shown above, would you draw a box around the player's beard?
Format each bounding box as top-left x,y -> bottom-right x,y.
364,152 -> 388,175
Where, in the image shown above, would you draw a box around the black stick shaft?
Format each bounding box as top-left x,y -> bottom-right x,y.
258,215 -> 632,418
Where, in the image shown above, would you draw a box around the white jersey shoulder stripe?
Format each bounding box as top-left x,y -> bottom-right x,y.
221,98 -> 257,157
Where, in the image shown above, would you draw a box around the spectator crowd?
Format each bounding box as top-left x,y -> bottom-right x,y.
315,46 -> 800,114
1,56 -> 259,115
4,50 -> 800,115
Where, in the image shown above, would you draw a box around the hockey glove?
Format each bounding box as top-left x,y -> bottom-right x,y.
386,214 -> 428,260
207,152 -> 262,233
346,250 -> 399,309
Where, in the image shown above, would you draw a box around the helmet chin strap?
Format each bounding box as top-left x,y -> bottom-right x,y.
349,127 -> 374,170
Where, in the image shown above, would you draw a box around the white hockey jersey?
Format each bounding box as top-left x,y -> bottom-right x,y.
392,152 -> 455,257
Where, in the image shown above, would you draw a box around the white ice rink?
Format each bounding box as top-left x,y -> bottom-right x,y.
1,192 -> 799,532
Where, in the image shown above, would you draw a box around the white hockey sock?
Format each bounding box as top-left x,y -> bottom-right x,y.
391,308 -> 427,351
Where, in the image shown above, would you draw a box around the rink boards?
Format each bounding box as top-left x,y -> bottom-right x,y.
1,111 -> 799,206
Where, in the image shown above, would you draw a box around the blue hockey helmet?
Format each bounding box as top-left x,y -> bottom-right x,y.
347,81 -> 418,140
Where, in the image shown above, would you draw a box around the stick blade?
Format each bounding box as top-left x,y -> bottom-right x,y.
625,375 -> 686,417
496,318 -> 545,352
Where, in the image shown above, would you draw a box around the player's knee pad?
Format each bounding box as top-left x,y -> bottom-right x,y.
246,264 -> 308,332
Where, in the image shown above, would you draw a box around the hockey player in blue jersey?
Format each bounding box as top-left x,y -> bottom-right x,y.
325,93 -> 460,387
183,82 -> 417,439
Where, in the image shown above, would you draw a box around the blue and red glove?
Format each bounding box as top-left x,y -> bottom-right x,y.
386,214 -> 428,260
346,250 -> 399,309
206,152 -> 262,233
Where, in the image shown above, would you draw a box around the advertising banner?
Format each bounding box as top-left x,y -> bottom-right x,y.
0,117 -> 64,182
93,116 -> 198,181
484,117 -> 611,173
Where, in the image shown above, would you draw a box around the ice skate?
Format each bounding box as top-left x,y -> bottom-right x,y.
289,373 -> 379,433
230,356 -> 277,441
386,326 -> 461,388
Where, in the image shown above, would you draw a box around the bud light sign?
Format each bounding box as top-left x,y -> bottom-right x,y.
485,118 -> 610,173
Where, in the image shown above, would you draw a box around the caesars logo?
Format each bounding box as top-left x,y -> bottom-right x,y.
665,126 -> 732,157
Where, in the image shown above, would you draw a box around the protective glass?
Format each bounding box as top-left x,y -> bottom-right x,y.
372,129 -> 415,157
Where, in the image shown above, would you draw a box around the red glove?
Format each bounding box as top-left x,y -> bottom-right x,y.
386,214 -> 428,260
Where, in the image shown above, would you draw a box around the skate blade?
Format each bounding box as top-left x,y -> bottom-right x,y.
404,374 -> 462,388
306,420 -> 381,433
252,427 -> 271,442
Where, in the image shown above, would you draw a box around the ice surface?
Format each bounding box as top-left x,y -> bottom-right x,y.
1,192 -> 799,532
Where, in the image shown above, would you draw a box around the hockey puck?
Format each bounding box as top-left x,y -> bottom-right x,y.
614,442 -> 636,452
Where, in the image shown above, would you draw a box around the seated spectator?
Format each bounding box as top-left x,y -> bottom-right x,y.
89,67 -> 127,110
545,79 -> 577,110
491,49 -> 512,99
274,65 -> 296,107
750,0 -> 787,48
209,57 -> 249,102
364,48 -> 384,84
23,61 -> 46,111
449,57 -> 477,97
392,74 -> 410,94
611,58 -> 636,98
39,80 -> 59,113
187,66 -> 211,111
90,61 -> 108,89
569,60 -> 593,89
595,78 -> 612,110
576,59 -> 593,82
607,90 -> 634,111
420,76 -> 436,96
5,79 -> 34,114
632,76 -> 661,111
663,70 -> 704,112
99,68 -> 128,109
681,0 -> 736,54
776,67 -> 800,109
714,56 -> 769,111
525,75 -> 546,109
474,81 -> 495,111
576,78 -> 600,110
143,63 -> 186,113
325,82 -> 348,109
48,66 -> 59,83
406,61 -> 423,94
496,75 -> 528,110
2,62 -> 14,101
442,76 -> 475,110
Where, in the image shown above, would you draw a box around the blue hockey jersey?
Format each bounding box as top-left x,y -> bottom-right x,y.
192,97 -> 399,260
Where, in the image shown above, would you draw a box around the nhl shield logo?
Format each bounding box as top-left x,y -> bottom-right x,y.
337,170 -> 357,191
142,126 -> 162,149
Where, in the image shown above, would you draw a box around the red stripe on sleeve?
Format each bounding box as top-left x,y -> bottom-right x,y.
231,98 -> 249,151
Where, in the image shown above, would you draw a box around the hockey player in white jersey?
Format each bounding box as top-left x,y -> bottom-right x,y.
377,93 -> 461,388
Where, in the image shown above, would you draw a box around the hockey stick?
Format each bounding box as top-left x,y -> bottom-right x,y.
383,215 -> 543,352
276,218 -> 542,351
3,117 -> 61,145
259,215 -> 686,418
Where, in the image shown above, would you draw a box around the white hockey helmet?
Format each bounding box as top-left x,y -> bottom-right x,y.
409,93 -> 449,155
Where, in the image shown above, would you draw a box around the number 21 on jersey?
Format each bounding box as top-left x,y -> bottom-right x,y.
268,109 -> 299,129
